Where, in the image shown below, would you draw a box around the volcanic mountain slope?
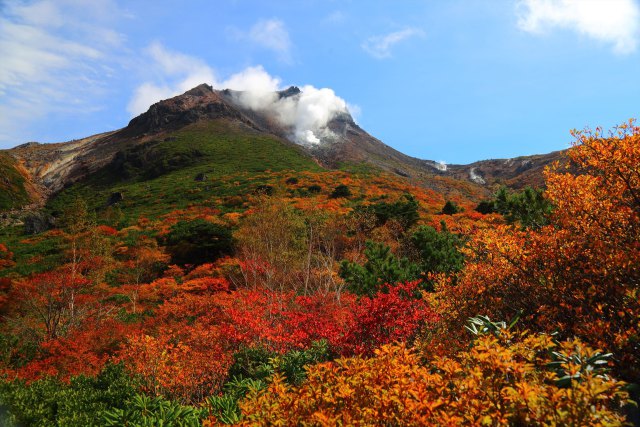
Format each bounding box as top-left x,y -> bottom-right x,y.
0,84 -> 565,212
126,84 -> 444,179
446,150 -> 566,189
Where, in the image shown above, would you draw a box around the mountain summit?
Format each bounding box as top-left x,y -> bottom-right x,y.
1,84 -> 563,210
122,84 -> 449,178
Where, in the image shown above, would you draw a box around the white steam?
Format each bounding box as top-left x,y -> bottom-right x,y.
300,130 -> 320,144
129,43 -> 354,146
469,167 -> 486,185
268,85 -> 349,146
220,73 -> 350,145
221,72 -> 351,146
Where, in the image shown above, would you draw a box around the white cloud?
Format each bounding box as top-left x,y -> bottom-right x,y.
127,44 -> 283,115
126,42 -> 217,116
222,66 -> 282,110
0,0 -> 127,146
516,0 -> 640,54
347,102 -> 362,123
323,10 -> 346,25
222,66 -> 281,93
362,27 -> 425,59
233,18 -> 293,63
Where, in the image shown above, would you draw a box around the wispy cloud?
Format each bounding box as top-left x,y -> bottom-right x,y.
127,42 -> 216,116
127,43 -> 282,116
323,10 -> 346,25
516,0 -> 640,54
230,18 -> 293,63
0,0 -> 128,145
362,27 -> 425,59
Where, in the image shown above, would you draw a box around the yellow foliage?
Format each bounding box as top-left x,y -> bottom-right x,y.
434,120 -> 640,383
239,332 -> 629,426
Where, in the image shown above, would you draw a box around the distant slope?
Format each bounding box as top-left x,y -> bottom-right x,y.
446,150 -> 566,190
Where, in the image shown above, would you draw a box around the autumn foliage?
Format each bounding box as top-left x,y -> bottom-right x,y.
240,331 -> 628,426
435,120 -> 640,384
1,120 -> 639,425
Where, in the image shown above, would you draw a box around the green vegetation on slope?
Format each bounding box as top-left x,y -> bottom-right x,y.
48,120 -> 322,222
0,153 -> 30,211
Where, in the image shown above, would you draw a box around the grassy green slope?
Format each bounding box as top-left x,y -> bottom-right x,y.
0,153 -> 31,211
48,120 -> 322,222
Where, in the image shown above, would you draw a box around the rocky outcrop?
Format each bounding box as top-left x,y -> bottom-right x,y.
125,84 -> 252,136
277,86 -> 301,98
7,131 -> 120,195
23,211 -> 55,234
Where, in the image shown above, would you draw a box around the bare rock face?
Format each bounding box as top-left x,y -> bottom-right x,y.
8,131 -> 118,196
23,211 -> 55,234
277,86 -> 301,98
125,84 -> 252,136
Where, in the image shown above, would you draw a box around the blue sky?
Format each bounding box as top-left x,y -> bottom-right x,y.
1,0 -> 639,163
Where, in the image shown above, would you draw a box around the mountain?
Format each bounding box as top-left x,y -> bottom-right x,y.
445,150 -> 565,189
0,84 -> 565,213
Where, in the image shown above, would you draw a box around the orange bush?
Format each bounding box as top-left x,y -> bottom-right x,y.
240,332 -> 629,426
434,120 -> 640,383
120,328 -> 231,404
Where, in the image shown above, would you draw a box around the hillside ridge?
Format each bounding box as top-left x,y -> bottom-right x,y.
1,84 -> 565,210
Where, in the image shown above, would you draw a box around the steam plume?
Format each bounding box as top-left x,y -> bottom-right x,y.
129,44 -> 354,146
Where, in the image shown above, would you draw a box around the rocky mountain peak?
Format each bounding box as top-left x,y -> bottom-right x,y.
278,86 -> 301,98
183,83 -> 215,97
124,84 -> 247,136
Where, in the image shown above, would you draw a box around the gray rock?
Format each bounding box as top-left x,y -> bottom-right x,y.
24,212 -> 54,234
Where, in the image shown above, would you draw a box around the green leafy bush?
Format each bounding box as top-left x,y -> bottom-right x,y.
340,241 -> 420,296
102,394 -> 203,427
0,363 -> 136,427
496,186 -> 552,229
307,184 -> 322,194
329,184 -> 351,199
227,340 -> 331,386
271,340 -> 332,386
163,219 -> 234,265
410,222 -> 465,279
206,341 -> 330,424
441,200 -> 462,215
227,346 -> 274,382
474,199 -> 495,214
364,193 -> 420,229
